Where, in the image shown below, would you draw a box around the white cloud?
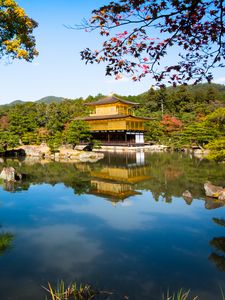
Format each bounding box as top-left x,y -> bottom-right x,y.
214,77 -> 225,84
16,224 -> 102,275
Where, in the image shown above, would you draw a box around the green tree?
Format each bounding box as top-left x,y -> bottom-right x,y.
172,85 -> 195,113
0,129 -> 19,152
63,120 -> 91,148
45,103 -> 65,134
8,103 -> 38,137
206,107 -> 225,132
21,132 -> 37,145
143,87 -> 158,112
155,88 -> 171,116
206,138 -> 225,162
206,85 -> 219,103
47,131 -> 63,153
178,122 -> 219,148
145,120 -> 165,143
0,0 -> 38,61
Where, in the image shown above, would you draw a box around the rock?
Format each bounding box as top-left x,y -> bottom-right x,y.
20,145 -> 51,158
54,152 -> 60,161
193,149 -> 210,158
145,145 -> 169,152
0,167 -> 16,182
83,142 -> 94,151
79,152 -> 104,162
204,182 -> 224,198
218,191 -> 225,201
182,190 -> 192,199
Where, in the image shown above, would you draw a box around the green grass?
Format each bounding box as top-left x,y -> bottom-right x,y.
220,287 -> 225,300
162,289 -> 198,300
43,280 -> 113,300
44,281 -> 225,300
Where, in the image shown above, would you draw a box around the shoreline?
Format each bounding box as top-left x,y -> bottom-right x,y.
0,144 -> 212,160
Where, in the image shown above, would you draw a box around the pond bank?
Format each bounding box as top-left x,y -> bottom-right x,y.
76,144 -> 169,152
3,145 -> 104,163
0,144 -> 214,161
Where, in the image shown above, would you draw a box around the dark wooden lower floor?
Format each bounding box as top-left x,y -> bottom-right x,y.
89,131 -> 145,146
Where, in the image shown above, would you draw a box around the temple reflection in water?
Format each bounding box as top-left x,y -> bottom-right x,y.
1,152 -> 225,210
89,152 -> 151,203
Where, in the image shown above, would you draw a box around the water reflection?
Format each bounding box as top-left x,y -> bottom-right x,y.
0,153 -> 225,299
209,218 -> 225,272
1,152 -> 225,209
0,230 -> 13,255
88,152 -> 150,203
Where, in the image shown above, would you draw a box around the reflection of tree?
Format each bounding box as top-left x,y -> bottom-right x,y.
136,152 -> 225,208
0,231 -> 14,255
0,161 -> 91,195
2,152 -> 225,205
213,218 -> 225,228
209,218 -> 225,272
210,237 -> 225,254
210,253 -> 225,272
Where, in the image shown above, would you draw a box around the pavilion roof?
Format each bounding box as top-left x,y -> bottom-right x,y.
85,96 -> 139,106
75,114 -> 153,121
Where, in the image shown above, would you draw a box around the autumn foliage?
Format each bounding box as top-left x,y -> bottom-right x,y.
0,0 -> 38,61
79,0 -> 225,85
160,114 -> 183,133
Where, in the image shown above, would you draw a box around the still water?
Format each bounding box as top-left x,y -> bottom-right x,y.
0,152 -> 225,300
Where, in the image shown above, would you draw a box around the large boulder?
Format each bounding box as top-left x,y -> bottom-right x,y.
193,149 -> 210,158
20,145 -> 51,158
204,182 -> 224,198
0,167 -> 16,182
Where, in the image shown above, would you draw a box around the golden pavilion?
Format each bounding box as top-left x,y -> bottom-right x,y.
78,95 -> 151,145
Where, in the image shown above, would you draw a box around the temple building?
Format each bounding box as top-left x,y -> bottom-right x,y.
77,95 -> 151,146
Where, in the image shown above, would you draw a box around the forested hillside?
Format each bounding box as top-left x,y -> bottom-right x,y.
0,83 -> 225,160
1,96 -> 66,107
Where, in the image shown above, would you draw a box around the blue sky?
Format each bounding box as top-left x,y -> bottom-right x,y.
0,0 -> 224,104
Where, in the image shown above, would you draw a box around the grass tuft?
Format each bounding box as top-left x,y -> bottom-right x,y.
162,289 -> 198,300
43,280 -> 113,300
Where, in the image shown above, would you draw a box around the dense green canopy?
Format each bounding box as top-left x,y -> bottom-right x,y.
0,83 -> 225,159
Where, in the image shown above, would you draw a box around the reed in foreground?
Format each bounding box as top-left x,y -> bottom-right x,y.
44,281 -> 225,300
162,289 -> 198,300
43,280 -> 113,300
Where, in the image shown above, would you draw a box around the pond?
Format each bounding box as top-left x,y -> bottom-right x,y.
0,152 -> 225,300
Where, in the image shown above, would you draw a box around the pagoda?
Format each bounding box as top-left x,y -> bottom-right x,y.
77,95 -> 151,146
